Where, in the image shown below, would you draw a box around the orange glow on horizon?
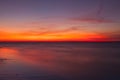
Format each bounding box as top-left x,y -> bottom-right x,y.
0,31 -> 107,42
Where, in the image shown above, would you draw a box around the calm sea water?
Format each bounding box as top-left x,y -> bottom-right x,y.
0,42 -> 120,80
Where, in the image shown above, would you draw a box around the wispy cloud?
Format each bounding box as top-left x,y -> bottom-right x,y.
69,17 -> 114,23
19,26 -> 80,36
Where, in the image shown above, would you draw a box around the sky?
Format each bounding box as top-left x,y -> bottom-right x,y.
0,0 -> 120,41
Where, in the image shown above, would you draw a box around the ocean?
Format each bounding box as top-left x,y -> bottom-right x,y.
0,42 -> 120,80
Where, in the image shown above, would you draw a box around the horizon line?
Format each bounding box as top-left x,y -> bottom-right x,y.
0,41 -> 120,43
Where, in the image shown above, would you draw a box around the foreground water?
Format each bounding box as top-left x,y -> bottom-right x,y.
0,42 -> 120,80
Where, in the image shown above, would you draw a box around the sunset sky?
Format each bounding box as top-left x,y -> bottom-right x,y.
0,0 -> 120,41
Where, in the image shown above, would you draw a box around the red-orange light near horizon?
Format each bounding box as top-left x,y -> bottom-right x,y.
0,31 -> 107,42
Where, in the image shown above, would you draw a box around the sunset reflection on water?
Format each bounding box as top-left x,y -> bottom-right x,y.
0,42 -> 120,80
